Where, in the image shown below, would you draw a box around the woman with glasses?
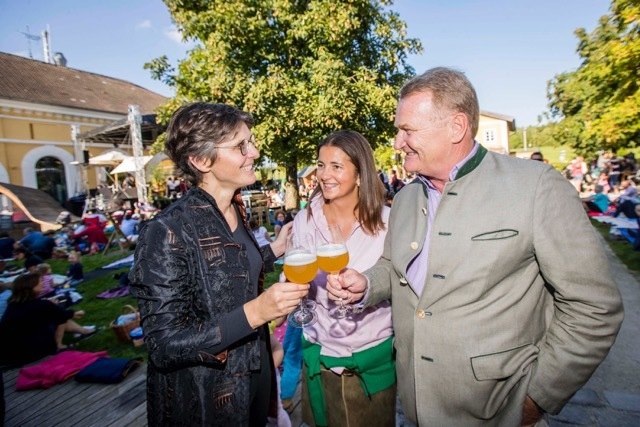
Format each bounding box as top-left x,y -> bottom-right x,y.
129,102 -> 308,426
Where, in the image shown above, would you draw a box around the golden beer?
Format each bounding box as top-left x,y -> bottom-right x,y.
317,243 -> 349,273
284,251 -> 318,284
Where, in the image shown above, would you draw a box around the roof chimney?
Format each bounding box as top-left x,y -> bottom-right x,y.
53,52 -> 67,66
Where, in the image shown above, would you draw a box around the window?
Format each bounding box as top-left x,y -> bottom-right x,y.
483,129 -> 496,144
36,156 -> 67,204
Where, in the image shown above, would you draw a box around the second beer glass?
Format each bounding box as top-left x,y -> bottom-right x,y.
316,224 -> 350,318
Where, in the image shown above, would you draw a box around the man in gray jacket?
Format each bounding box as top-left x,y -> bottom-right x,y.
327,67 -> 623,426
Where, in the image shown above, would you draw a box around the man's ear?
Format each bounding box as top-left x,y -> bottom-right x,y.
189,156 -> 213,174
449,112 -> 468,144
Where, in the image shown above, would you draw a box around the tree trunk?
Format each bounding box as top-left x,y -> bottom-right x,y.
284,159 -> 299,211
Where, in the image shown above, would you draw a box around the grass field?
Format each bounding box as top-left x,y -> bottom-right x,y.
39,251 -> 147,359
51,250 -> 284,360
18,217 -> 635,360
591,220 -> 640,274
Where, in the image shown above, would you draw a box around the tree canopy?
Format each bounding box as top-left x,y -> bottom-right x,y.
147,0 -> 422,183
547,0 -> 639,156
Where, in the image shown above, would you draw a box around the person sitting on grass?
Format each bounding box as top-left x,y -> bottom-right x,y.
35,263 -> 56,298
14,246 -> 43,272
0,231 -> 15,260
0,273 -> 95,367
66,251 -> 84,286
249,216 -> 272,248
273,210 -> 287,239
582,184 -> 611,214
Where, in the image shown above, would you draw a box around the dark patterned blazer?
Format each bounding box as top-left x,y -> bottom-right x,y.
130,186 -> 277,426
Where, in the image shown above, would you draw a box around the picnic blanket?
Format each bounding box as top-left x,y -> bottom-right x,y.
591,215 -> 639,229
102,254 -> 134,270
97,285 -> 130,299
16,350 -> 108,390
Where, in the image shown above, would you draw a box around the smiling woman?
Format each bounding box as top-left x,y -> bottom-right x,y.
128,102 -> 309,425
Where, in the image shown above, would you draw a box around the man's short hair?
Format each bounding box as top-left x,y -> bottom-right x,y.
400,67 -> 480,137
530,151 -> 544,161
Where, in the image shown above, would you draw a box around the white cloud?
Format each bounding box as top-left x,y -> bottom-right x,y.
136,20 -> 152,29
164,25 -> 184,44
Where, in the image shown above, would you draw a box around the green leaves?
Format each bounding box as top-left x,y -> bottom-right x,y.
547,0 -> 639,155
149,0 -> 421,181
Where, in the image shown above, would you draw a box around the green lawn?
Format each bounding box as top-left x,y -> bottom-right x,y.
591,220 -> 640,273
28,218 -> 636,360
52,252 -> 283,360
42,251 -> 147,359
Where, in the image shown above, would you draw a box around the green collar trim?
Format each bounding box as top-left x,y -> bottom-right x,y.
455,144 -> 487,180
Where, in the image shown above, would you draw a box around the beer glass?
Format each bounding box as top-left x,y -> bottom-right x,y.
284,233 -> 318,328
316,224 -> 350,318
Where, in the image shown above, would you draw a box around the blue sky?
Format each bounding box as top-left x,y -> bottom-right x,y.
0,0 -> 610,127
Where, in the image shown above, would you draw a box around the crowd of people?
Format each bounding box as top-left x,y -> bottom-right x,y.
0,67 -> 627,427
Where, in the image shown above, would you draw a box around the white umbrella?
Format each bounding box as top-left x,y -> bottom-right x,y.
89,150 -> 129,166
110,156 -> 153,175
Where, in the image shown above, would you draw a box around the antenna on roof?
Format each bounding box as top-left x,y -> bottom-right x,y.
19,25 -> 41,59
42,25 -> 52,64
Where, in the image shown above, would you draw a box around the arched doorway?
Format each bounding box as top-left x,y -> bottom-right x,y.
35,156 -> 68,204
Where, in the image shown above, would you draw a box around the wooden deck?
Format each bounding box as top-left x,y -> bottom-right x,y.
3,363 -> 303,426
3,364 -> 147,426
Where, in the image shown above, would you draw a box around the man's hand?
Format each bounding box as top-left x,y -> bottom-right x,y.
326,268 -> 367,304
521,395 -> 544,426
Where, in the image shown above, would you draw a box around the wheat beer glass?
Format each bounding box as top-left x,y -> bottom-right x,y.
284,233 -> 318,328
316,224 -> 350,318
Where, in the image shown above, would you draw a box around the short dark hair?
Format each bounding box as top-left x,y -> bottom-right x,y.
165,102 -> 254,186
530,151 -> 544,161
400,67 -> 480,137
9,273 -> 40,303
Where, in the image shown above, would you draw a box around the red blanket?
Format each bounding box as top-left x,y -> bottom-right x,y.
16,350 -> 108,390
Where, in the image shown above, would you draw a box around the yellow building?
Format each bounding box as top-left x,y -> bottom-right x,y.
477,110 -> 516,154
0,52 -> 166,205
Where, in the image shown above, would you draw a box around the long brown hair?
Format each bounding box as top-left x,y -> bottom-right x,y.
307,130 -> 386,235
9,273 -> 41,304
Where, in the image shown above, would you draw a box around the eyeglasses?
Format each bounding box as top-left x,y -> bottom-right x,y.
216,134 -> 257,156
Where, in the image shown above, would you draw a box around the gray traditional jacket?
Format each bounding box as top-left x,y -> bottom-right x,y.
366,148 -> 623,426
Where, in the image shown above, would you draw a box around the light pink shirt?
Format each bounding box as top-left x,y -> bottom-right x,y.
291,196 -> 393,358
406,142 -> 479,296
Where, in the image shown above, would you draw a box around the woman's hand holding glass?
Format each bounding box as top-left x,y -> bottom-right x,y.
243,281 -> 309,329
284,233 -> 318,328
316,224 -> 351,318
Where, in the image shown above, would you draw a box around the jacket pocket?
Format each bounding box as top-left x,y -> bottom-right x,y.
468,343 -> 539,419
471,229 -> 519,241
471,343 -> 538,381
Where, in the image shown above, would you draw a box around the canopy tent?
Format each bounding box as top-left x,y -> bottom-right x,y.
109,152 -> 167,175
89,150 -> 129,166
76,110 -> 166,204
110,155 -> 153,175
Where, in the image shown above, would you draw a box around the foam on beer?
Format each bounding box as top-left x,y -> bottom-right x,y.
285,251 -> 317,265
317,243 -> 347,257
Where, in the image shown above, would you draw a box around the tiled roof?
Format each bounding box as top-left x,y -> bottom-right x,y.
481,110 -> 516,131
0,51 -> 167,114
